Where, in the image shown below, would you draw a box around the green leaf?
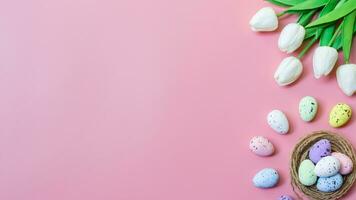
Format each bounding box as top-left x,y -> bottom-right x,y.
317,0 -> 339,45
285,0 -> 329,13
342,10 -> 356,63
267,0 -> 302,6
306,0 -> 356,28
266,0 -> 289,7
333,22 -> 356,50
334,0 -> 346,9
320,26 -> 335,45
319,0 -> 340,17
265,0 -> 301,7
298,10 -> 318,26
305,27 -> 318,39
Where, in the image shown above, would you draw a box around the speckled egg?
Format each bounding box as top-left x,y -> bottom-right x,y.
298,159 -> 317,186
249,136 -> 274,156
299,96 -> 318,122
308,139 -> 331,164
277,195 -> 293,200
317,173 -> 343,192
253,168 -> 279,188
329,103 -> 352,128
314,156 -> 340,177
267,110 -> 289,134
332,152 -> 353,175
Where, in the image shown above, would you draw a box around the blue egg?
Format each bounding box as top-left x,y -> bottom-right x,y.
317,173 -> 343,192
253,168 -> 279,188
277,195 -> 293,200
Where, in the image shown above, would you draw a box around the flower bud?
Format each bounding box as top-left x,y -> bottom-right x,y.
336,64 -> 356,96
274,56 -> 303,86
278,23 -> 305,53
313,46 -> 338,79
249,7 -> 278,32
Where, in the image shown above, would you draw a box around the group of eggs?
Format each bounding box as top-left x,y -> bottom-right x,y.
267,96 -> 353,136
249,96 -> 353,200
299,139 -> 353,192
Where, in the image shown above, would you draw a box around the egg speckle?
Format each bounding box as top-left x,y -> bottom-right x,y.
277,195 -> 293,200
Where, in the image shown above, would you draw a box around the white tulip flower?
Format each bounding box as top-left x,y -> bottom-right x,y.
278,23 -> 305,53
274,56 -> 303,86
313,46 -> 338,79
336,64 -> 356,96
249,7 -> 278,32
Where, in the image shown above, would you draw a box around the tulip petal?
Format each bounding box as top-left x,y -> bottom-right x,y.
274,56 -> 303,86
336,64 -> 356,96
249,7 -> 278,32
278,23 -> 306,53
313,46 -> 338,79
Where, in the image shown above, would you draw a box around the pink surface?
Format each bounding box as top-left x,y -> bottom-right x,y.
1,0 -> 355,199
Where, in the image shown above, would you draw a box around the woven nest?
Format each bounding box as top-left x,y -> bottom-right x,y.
290,131 -> 356,200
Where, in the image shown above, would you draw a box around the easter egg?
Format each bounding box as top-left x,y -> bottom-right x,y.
332,152 -> 353,175
317,173 -> 343,192
253,168 -> 279,188
314,156 -> 340,177
299,96 -> 318,122
308,139 -> 331,164
249,136 -> 274,156
267,110 -> 289,134
277,195 -> 293,200
329,103 -> 352,128
298,159 -> 317,186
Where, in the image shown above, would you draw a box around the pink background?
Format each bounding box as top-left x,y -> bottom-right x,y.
0,0 -> 355,199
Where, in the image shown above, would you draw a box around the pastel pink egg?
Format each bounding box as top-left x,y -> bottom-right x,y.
249,136 -> 274,156
332,152 -> 353,175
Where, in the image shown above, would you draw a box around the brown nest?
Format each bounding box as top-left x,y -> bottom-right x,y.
290,131 -> 356,200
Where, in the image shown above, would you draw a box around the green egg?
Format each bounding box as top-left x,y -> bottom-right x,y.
298,159 -> 317,186
299,96 -> 318,122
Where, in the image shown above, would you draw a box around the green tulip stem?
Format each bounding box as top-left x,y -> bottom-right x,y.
298,37 -> 318,59
328,22 -> 343,46
277,11 -> 287,17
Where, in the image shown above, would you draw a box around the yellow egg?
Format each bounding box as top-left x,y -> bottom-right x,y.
329,103 -> 352,128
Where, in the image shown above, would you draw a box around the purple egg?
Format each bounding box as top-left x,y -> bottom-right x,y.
308,139 -> 331,164
277,195 -> 293,200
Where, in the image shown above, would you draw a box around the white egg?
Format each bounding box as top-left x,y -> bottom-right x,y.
267,110 -> 289,134
314,156 -> 340,178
